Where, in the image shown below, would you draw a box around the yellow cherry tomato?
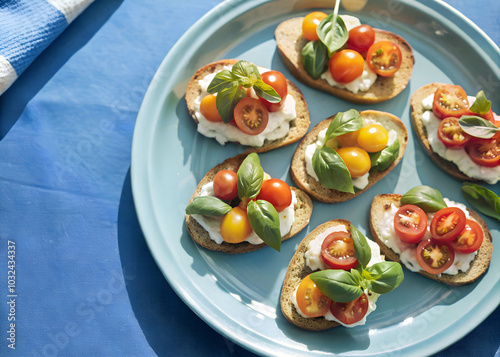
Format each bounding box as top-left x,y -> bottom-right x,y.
200,94 -> 222,122
302,12 -> 328,41
220,206 -> 253,243
357,124 -> 389,153
337,129 -> 361,148
337,147 -> 371,178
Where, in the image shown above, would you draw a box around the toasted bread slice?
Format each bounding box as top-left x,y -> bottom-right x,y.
275,17 -> 414,104
290,110 -> 408,203
185,59 -> 310,153
369,193 -> 493,285
185,154 -> 313,254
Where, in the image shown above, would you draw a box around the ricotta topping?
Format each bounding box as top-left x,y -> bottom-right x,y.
321,62 -> 377,94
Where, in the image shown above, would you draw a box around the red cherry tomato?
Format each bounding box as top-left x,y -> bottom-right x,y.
259,71 -> 288,112
466,138 -> 500,167
465,108 -> 495,123
430,207 -> 467,242
330,292 -> 369,325
234,97 -> 269,135
329,49 -> 364,83
256,178 -> 292,212
451,219 -> 483,254
366,40 -> 402,77
437,117 -> 471,149
416,238 -> 455,275
320,231 -> 358,270
432,85 -> 469,120
213,169 -> 238,201
302,12 -> 328,41
393,205 -> 428,244
296,274 -> 332,317
347,25 -> 375,55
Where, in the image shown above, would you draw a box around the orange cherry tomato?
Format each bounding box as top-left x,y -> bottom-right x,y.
366,40 -> 402,77
259,71 -> 288,112
437,117 -> 471,149
296,274 -> 332,317
320,231 -> 358,270
432,85 -> 469,120
394,205 -> 428,244
329,49 -> 364,83
234,97 -> 269,135
336,147 -> 371,178
337,129 -> 361,148
416,238 -> 455,275
213,169 -> 238,201
220,206 -> 253,243
200,94 -> 222,122
256,178 -> 292,212
302,12 -> 328,41
451,219 -> 483,254
430,207 -> 467,242
347,25 -> 376,55
330,293 -> 369,325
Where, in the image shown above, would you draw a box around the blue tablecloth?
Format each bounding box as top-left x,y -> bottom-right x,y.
0,0 -> 498,356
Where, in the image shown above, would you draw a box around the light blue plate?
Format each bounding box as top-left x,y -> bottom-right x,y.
131,0 -> 500,355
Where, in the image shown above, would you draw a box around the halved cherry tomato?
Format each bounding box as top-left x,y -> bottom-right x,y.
357,124 -> 389,153
256,178 -> 292,212
430,207 -> 466,242
366,40 -> 402,77
213,169 -> 238,201
451,219 -> 483,254
330,292 -> 369,325
337,129 -> 361,148
394,205 -> 428,244
347,25 -> 375,55
437,117 -> 471,149
336,147 -> 371,178
220,206 -> 253,243
199,94 -> 222,122
234,97 -> 269,135
432,85 -> 469,120
465,108 -> 495,123
320,231 -> 358,270
416,238 -> 455,274
296,274 -> 332,317
302,12 -> 328,41
329,49 -> 365,83
259,71 -> 288,112
466,138 -> 500,167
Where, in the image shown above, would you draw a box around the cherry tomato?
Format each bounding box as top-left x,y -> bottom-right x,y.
430,207 -> 467,242
234,97 -> 269,135
437,117 -> 471,149
466,138 -> 500,167
213,169 -> 238,201
256,178 -> 292,212
337,129 -> 361,148
329,49 -> 364,83
416,238 -> 455,275
199,94 -> 222,122
259,71 -> 288,112
432,85 -> 469,120
336,147 -> 371,178
451,219 -> 483,254
366,40 -> 402,77
302,12 -> 328,41
330,292 -> 369,325
296,274 -> 332,317
320,231 -> 358,270
465,108 -> 495,123
347,25 -> 376,55
220,206 -> 253,243
357,124 -> 389,153
393,205 -> 428,244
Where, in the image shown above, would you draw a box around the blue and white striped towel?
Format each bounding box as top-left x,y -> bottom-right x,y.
0,0 -> 94,96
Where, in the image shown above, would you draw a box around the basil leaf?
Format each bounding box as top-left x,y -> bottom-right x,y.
461,182 -> 500,221
364,262 -> 404,294
469,90 -> 491,115
310,270 -> 363,303
231,60 -> 260,87
312,146 -> 354,193
401,185 -> 447,212
316,13 -> 349,56
325,109 -> 363,141
301,40 -> 329,79
207,69 -> 237,93
253,79 -> 281,103
237,153 -> 264,199
247,200 -> 281,251
370,138 -> 400,171
215,84 -> 246,123
185,196 -> 232,216
350,225 -> 371,270
459,115 -> 499,139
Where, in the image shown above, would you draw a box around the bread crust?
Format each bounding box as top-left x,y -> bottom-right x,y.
275,17 -> 414,104
185,59 -> 310,154
369,193 -> 493,285
185,153 -> 313,254
290,110 -> 408,203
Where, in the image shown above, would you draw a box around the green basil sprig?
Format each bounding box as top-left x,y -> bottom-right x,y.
469,90 -> 491,115
400,185 -> 447,212
206,60 -> 281,123
461,182 -> 500,221
301,41 -> 329,79
237,152 -> 264,199
370,137 -> 400,171
459,116 -> 499,139
247,200 -> 281,251
310,225 -> 404,303
185,196 -> 232,216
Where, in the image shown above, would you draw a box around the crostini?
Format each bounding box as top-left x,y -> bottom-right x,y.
370,185 -> 493,285
185,59 -> 310,153
410,83 -> 500,184
290,109 -> 408,203
280,219 -> 403,330
275,8 -> 414,104
185,153 -> 313,253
